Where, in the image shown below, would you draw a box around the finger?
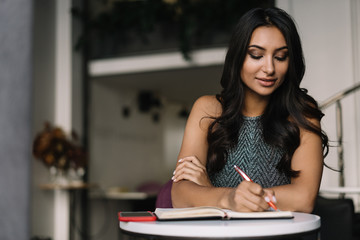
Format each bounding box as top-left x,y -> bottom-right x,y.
173,172 -> 203,185
178,157 -> 205,171
232,190 -> 267,212
238,181 -> 264,197
179,156 -> 206,170
235,182 -> 268,211
173,165 -> 203,181
174,160 -> 204,176
179,161 -> 204,173
263,189 -> 277,210
236,188 -> 268,211
240,199 -> 266,212
246,182 -> 264,196
264,189 -> 277,203
172,168 -> 204,185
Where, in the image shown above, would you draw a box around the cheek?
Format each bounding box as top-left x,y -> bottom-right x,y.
276,66 -> 289,87
278,64 -> 289,79
241,61 -> 259,77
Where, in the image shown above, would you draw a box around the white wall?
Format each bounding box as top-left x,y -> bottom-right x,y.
277,0 -> 360,208
88,82 -> 188,240
89,81 -> 186,190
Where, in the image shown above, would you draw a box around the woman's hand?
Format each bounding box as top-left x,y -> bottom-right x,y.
172,156 -> 213,187
226,181 -> 277,212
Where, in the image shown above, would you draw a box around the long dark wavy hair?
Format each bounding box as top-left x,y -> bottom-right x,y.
206,7 -> 329,178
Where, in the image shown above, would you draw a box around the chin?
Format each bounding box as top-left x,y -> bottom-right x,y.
255,89 -> 276,97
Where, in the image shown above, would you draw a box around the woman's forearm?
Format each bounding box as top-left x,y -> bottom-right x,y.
171,180 -> 274,213
268,184 -> 319,213
171,180 -> 232,208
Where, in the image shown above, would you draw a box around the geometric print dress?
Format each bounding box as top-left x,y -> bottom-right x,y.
210,115 -> 290,188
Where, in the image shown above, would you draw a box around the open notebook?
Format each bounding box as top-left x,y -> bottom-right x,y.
154,206 -> 294,221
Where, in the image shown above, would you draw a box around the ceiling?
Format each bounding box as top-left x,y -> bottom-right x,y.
92,65 -> 224,106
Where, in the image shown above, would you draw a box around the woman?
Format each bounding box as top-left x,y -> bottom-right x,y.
171,7 -> 328,213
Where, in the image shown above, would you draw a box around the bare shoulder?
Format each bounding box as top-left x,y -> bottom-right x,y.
288,114 -> 321,134
192,95 -> 222,118
188,95 -> 222,132
299,117 -> 322,143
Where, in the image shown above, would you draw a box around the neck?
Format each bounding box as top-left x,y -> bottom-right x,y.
242,90 -> 269,117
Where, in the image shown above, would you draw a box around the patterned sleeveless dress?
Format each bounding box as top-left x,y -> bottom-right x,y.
209,115 -> 290,188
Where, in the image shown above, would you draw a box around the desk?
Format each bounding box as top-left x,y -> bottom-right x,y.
119,212 -> 320,239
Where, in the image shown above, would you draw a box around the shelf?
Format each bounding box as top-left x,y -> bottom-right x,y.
320,187 -> 360,194
89,47 -> 226,77
90,190 -> 157,200
39,182 -> 98,190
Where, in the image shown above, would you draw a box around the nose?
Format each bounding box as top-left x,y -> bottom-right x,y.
262,57 -> 275,75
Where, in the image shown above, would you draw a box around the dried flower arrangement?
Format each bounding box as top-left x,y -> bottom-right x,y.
33,122 -> 87,181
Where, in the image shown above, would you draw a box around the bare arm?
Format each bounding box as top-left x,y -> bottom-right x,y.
267,119 -> 324,213
171,96 -> 271,211
171,96 -> 227,207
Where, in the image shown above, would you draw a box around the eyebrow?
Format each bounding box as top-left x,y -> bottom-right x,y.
248,45 -> 288,51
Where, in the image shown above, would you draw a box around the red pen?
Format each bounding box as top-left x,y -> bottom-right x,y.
233,165 -> 278,211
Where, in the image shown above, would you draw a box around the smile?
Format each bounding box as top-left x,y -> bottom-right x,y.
256,78 -> 277,87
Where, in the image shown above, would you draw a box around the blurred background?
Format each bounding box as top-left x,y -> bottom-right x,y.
1,0 -> 360,240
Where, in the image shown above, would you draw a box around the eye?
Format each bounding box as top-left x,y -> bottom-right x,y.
274,53 -> 288,62
249,53 -> 262,60
248,48 -> 263,60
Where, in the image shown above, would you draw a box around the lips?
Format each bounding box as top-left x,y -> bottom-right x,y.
256,77 -> 277,87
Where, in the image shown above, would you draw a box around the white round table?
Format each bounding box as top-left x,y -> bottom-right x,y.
119,212 -> 320,239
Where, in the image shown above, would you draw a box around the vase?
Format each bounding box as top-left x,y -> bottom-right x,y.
49,166 -> 69,186
67,167 -> 85,185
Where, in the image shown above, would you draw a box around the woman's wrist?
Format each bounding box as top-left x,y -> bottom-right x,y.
217,188 -> 233,209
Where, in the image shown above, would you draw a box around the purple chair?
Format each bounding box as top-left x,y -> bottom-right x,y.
155,180 -> 173,208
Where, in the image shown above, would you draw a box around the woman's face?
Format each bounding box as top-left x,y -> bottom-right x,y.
241,26 -> 289,99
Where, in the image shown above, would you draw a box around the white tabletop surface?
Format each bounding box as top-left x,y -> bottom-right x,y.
119,212 -> 320,238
